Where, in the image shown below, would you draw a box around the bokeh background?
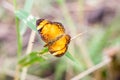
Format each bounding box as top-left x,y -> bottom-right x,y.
0,0 -> 120,80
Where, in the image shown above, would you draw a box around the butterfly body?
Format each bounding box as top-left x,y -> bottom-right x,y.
36,19 -> 70,57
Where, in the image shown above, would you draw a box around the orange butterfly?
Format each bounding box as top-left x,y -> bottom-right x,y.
36,19 -> 71,57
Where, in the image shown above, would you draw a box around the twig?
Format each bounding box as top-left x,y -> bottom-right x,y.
71,31 -> 87,40
71,31 -> 94,68
14,65 -> 20,80
20,31 -> 36,80
71,57 -> 111,80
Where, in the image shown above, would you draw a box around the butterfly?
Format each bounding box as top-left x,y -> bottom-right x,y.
36,19 -> 71,57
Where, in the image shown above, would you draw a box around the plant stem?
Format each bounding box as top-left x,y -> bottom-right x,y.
20,31 -> 36,80
13,0 -> 22,80
71,57 -> 111,80
13,0 -> 22,59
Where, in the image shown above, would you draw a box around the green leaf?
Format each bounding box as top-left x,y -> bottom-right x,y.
15,10 -> 37,32
65,51 -> 85,70
24,0 -> 34,13
13,0 -> 22,59
20,0 -> 34,35
19,48 -> 48,67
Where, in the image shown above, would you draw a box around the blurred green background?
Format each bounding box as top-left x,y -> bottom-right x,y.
0,0 -> 120,80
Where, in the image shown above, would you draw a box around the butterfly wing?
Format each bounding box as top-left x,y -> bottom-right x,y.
48,35 -> 71,57
52,47 -> 68,57
36,19 -> 49,30
40,22 -> 65,43
36,19 -> 71,57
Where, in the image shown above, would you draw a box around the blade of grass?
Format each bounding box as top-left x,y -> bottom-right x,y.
13,0 -> 22,80
65,52 -> 85,70
54,60 -> 67,80
19,48 -> 48,67
24,0 -> 33,13
15,10 -> 37,32
89,15 -> 120,64
13,0 -> 22,59
20,30 -> 36,80
20,0 -> 34,35
19,52 -> 46,67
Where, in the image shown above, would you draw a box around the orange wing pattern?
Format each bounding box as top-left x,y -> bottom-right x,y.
48,35 -> 70,57
36,19 -> 71,57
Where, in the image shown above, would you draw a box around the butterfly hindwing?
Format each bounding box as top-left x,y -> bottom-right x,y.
48,35 -> 70,57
